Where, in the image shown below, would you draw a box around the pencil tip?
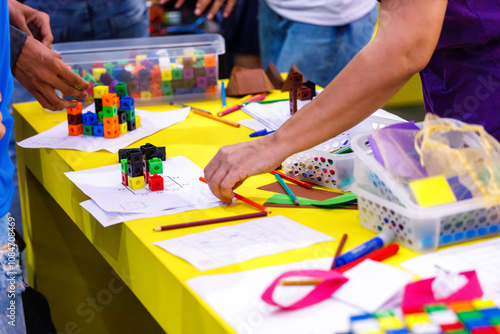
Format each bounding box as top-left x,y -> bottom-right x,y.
265,208 -> 272,213
294,200 -> 300,205
153,227 -> 160,231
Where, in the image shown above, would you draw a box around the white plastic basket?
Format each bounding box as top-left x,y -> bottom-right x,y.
281,111 -> 405,191
351,132 -> 500,252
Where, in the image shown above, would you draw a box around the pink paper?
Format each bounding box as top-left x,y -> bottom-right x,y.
261,269 -> 348,310
401,271 -> 483,312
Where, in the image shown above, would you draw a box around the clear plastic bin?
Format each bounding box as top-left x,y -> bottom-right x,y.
281,111 -> 405,191
351,132 -> 500,253
53,34 -> 225,106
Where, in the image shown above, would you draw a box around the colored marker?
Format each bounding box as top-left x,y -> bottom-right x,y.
218,93 -> 267,117
221,82 -> 227,107
333,229 -> 395,268
249,129 -> 275,137
274,173 -> 300,205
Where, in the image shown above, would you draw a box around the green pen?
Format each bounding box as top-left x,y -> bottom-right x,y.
242,99 -> 289,106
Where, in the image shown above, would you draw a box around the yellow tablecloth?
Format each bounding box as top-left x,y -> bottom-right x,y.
13,91 -> 419,333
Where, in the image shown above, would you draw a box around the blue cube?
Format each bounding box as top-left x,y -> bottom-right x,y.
93,123 -> 104,137
82,111 -> 98,125
119,96 -> 135,111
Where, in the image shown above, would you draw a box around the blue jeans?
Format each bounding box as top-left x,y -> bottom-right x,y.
0,214 -> 25,334
23,0 -> 149,43
258,0 -> 378,88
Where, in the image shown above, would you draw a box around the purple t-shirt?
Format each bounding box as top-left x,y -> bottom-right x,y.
420,0 -> 500,140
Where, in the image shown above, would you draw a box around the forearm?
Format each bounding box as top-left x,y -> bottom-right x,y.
269,0 -> 447,159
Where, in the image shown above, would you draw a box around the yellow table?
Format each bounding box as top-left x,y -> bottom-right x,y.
14,91 -> 420,334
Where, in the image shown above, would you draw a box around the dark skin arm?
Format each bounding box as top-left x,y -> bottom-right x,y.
13,36 -> 89,111
204,0 -> 448,203
8,0 -> 53,47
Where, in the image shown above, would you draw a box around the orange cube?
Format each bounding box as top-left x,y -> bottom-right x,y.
102,93 -> 117,107
67,101 -> 82,115
203,54 -> 216,67
68,124 -> 83,136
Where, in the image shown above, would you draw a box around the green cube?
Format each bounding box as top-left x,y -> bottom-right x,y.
194,49 -> 205,55
103,105 -> 118,117
161,81 -> 173,95
148,158 -> 163,175
121,159 -> 128,174
125,109 -> 135,121
83,73 -> 97,84
103,62 -> 115,75
456,310 -> 483,322
172,68 -> 183,80
82,124 -> 93,136
97,111 -> 103,123
115,82 -> 128,97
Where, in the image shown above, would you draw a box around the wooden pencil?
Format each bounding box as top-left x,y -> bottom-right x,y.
274,173 -> 300,205
153,211 -> 268,231
270,171 -> 314,189
330,233 -> 348,270
199,177 -> 271,213
191,108 -> 240,128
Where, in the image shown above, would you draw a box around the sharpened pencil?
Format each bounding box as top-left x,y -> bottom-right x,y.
270,171 -> 314,189
274,173 -> 300,205
153,211 -> 268,231
217,93 -> 267,117
199,177 -> 271,213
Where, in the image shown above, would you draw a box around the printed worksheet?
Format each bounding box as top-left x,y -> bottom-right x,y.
154,215 -> 334,271
65,156 -> 222,214
80,199 -> 225,227
401,237 -> 500,303
17,105 -> 190,153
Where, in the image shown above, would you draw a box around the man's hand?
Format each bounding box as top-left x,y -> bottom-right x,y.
8,0 -> 53,48
13,37 -> 89,111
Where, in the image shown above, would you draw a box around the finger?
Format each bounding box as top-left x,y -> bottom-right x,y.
29,14 -> 53,47
206,0 -> 226,19
56,63 -> 90,91
222,0 -> 237,18
42,87 -> 78,111
208,165 -> 235,204
194,0 -> 212,16
16,19 -> 34,38
174,0 -> 185,8
53,75 -> 88,100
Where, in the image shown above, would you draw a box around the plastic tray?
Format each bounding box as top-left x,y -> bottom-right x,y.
53,34 -> 225,106
351,132 -> 500,252
281,112 -> 405,191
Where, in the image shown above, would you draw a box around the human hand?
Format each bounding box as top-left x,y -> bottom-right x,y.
13,37 -> 89,111
0,111 -> 5,141
8,0 -> 53,48
204,135 -> 287,204
158,0 -> 238,19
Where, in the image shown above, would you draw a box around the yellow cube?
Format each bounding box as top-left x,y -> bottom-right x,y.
405,313 -> 431,327
135,54 -> 147,66
135,115 -> 141,128
94,85 -> 109,99
378,316 -> 404,330
140,91 -> 152,99
471,299 -> 496,310
119,122 -> 127,135
127,175 -> 145,190
92,68 -> 107,81
161,70 -> 172,81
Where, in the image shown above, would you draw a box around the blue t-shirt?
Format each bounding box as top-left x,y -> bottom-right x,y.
0,0 -> 15,217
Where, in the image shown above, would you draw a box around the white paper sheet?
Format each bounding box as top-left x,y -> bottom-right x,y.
401,237 -> 500,304
154,215 -> 334,271
80,199 -> 225,227
188,259 -> 414,334
65,156 -> 222,214
17,105 -> 190,153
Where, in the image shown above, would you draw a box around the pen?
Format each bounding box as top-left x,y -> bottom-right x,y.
249,129 -> 275,137
269,171 -> 314,189
199,177 -> 271,213
333,229 -> 396,268
221,82 -> 227,108
274,173 -> 300,205
153,211 -> 268,231
218,93 -> 267,117
281,243 -> 400,285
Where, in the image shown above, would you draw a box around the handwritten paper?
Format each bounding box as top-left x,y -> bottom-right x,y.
17,105 -> 190,153
65,156 -> 222,214
154,215 -> 334,271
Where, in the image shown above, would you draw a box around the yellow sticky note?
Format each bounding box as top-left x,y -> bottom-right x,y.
409,176 -> 456,207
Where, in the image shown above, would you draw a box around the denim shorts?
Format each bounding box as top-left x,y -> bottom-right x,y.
23,0 -> 149,42
0,214 -> 25,334
258,0 -> 378,88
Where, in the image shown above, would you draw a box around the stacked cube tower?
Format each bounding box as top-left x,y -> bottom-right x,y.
118,144 -> 166,191
68,84 -> 141,137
